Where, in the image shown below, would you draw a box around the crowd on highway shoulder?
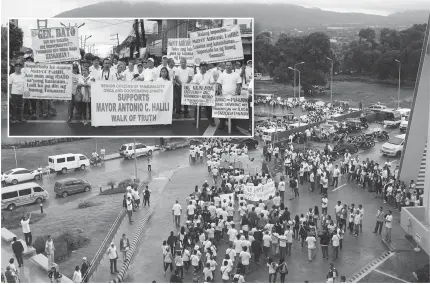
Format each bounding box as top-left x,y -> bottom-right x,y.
156,138 -> 349,283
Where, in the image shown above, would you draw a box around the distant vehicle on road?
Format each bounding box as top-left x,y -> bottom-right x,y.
254,73 -> 262,80
1,182 -> 49,211
400,114 -> 410,133
367,104 -> 387,112
380,134 -> 406,157
2,168 -> 41,185
119,143 -> 155,159
231,138 -> 259,149
382,108 -> 411,128
48,153 -> 90,174
54,178 -> 91,198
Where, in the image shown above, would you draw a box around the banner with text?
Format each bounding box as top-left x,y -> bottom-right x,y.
167,38 -> 194,65
243,181 -> 276,202
91,81 -> 173,127
23,63 -> 73,100
189,25 -> 244,64
181,84 -> 216,106
31,26 -> 80,63
213,94 -> 249,119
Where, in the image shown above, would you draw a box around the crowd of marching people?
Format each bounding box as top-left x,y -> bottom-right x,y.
9,54 -> 253,132
158,138 -> 352,283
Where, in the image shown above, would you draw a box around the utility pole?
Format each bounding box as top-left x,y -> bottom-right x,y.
140,19 -> 146,47
134,19 -> 141,58
110,33 -> 119,56
83,35 -> 92,52
37,19 -> 48,29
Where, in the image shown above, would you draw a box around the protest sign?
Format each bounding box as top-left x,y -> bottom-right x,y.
213,94 -> 249,119
91,81 -> 173,127
167,38 -> 194,65
31,26 -> 80,63
189,25 -> 244,64
23,63 -> 72,100
243,181 -> 276,202
181,84 -> 216,106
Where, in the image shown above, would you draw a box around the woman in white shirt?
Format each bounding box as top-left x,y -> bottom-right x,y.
156,67 -> 171,82
72,266 -> 82,283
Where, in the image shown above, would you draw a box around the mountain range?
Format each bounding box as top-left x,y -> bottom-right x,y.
56,1 -> 430,33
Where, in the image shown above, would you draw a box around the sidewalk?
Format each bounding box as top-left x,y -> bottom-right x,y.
89,168 -> 176,283
1,241 -> 48,283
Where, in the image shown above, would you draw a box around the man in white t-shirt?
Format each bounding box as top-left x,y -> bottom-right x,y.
384,210 -> 393,243
21,213 -> 32,247
174,57 -> 194,117
192,61 -> 216,126
123,61 -> 137,81
142,58 -> 158,82
217,61 -> 242,131
321,195 -> 328,215
156,55 -> 169,77
305,234 -> 316,261
9,61 -> 26,122
89,57 -> 101,78
172,200 -> 182,226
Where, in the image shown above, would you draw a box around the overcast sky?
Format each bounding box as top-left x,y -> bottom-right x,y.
2,0 -> 429,21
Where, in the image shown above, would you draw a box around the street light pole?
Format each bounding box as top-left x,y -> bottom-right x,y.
12,146 -> 17,168
326,57 -> 334,106
395,59 -> 401,109
293,62 -> 305,102
133,138 -> 138,183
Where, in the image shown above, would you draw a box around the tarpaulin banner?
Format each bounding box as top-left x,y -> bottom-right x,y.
181,84 -> 216,106
189,25 -> 244,64
91,81 -> 173,126
243,181 -> 276,201
31,26 -> 80,63
23,63 -> 72,100
167,38 -> 194,65
213,94 -> 249,119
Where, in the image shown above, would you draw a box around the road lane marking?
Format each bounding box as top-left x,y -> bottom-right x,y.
203,119 -> 220,136
332,184 -> 346,191
373,269 -> 408,283
347,251 -> 395,282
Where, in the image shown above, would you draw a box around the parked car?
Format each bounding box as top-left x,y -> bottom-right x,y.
1,182 -> 49,211
119,143 -> 155,159
2,168 -> 41,185
54,178 -> 91,198
231,138 -> 259,149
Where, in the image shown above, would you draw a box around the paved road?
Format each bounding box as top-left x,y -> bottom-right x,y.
3,147 -> 191,213
6,103 -> 251,137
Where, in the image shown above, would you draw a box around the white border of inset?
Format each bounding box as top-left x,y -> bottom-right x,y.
6,17 -> 254,138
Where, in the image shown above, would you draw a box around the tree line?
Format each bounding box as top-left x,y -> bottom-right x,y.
255,24 -> 427,89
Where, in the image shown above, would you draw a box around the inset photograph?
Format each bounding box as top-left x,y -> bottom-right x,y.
8,18 -> 253,137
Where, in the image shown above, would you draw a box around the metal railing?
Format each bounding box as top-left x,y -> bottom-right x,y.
83,208 -> 126,282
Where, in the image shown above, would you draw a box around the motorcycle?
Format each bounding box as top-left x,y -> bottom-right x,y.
90,156 -> 103,166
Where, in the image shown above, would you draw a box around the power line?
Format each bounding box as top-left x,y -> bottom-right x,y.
85,19 -> 133,28
90,20 -> 134,30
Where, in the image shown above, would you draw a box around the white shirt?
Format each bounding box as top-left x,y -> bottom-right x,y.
123,69 -> 137,81
218,71 -> 241,96
239,251 -> 251,265
21,219 -> 30,233
96,69 -> 117,81
156,77 -> 170,82
107,246 -> 118,259
385,214 -> 393,228
332,234 -> 340,247
172,203 -> 182,216
306,236 -> 316,249
72,271 -> 82,283
142,68 -> 158,82
89,65 -> 101,77
322,198 -> 328,208
192,72 -> 215,85
175,66 -> 194,84
9,73 -> 25,94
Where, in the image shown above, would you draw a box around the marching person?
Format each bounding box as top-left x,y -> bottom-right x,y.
21,212 -> 32,248
96,58 -> 117,81
373,206 -> 385,235
107,242 -> 119,274
81,257 -> 91,283
120,233 -> 130,261
191,61 -> 216,127
174,57 -> 193,118
144,186 -> 151,207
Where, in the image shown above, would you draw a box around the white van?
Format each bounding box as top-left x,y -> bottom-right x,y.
1,182 -> 49,211
48,153 -> 90,174
380,134 -> 406,157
